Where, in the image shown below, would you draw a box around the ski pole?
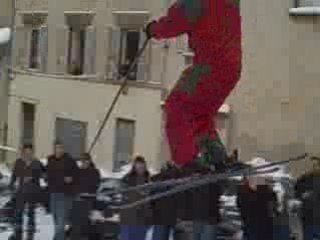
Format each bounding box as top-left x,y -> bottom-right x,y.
88,38 -> 150,153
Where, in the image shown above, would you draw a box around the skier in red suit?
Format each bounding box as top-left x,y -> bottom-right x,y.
145,0 -> 242,170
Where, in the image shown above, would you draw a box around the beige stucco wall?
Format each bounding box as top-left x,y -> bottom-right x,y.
7,73 -> 163,171
0,0 -> 13,27
229,0 -> 320,175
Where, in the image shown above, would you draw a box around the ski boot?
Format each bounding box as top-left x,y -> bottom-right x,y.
194,134 -> 228,173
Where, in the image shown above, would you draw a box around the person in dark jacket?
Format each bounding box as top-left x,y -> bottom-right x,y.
149,160 -> 223,240
237,175 -> 277,240
120,155 -> 151,240
68,153 -> 101,240
295,159 -> 320,240
150,162 -> 179,240
76,153 -> 101,194
185,162 -> 222,240
46,141 -> 79,240
8,143 -> 44,240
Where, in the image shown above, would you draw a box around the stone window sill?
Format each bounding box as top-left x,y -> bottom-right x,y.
289,7 -> 320,16
181,51 -> 194,57
9,67 -> 163,90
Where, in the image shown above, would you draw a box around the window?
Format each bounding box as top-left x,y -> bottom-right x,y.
21,102 -> 36,146
185,55 -> 193,66
67,27 -> 86,75
107,27 -> 147,81
55,118 -> 87,159
118,29 -> 140,80
29,29 -> 40,69
113,119 -> 135,171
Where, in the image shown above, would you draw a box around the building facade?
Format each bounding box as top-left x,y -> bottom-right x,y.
7,0 -> 320,175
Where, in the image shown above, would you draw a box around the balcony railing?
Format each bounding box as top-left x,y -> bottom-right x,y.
290,0 -> 320,15
298,0 -> 320,7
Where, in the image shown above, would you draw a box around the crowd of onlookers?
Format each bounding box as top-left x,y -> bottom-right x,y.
5,141 -> 320,240
8,141 -> 101,240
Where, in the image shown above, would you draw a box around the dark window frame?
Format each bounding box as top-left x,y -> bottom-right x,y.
67,27 -> 86,75
29,28 -> 40,69
21,102 -> 36,148
118,29 -> 140,80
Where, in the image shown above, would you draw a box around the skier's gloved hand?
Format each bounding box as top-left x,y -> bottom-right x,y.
144,21 -> 156,39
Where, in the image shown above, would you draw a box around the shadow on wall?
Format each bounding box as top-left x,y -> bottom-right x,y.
235,132 -> 258,161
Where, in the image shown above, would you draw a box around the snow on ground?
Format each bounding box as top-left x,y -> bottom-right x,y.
0,211 -> 54,240
0,191 -> 54,240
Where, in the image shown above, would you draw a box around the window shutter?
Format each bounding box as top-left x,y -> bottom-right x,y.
113,120 -> 135,171
84,26 -> 96,75
12,26 -> 28,68
39,26 -> 48,73
56,26 -> 69,74
136,30 -> 146,81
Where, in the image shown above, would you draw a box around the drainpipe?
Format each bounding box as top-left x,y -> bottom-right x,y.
1,0 -> 16,162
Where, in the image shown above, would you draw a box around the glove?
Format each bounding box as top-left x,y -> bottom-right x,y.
144,21 -> 155,39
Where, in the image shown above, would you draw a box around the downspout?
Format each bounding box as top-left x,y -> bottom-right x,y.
1,0 -> 16,162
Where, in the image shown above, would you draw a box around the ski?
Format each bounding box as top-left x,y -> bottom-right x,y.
115,153 -> 307,209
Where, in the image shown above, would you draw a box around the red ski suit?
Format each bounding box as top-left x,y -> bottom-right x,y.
150,0 -> 242,166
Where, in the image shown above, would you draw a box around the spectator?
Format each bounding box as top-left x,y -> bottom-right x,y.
76,153 -> 101,194
120,155 -> 151,240
46,141 -> 79,240
295,159 -> 320,240
8,143 -> 44,240
237,175 -> 277,240
188,163 -> 222,240
69,153 -> 101,240
150,162 -> 179,240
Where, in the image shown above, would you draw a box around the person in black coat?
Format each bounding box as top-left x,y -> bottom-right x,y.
120,156 -> 151,240
150,161 -> 222,240
46,140 -> 79,240
184,162 -> 222,240
69,153 -> 101,240
150,162 -> 179,240
237,175 -> 277,240
8,143 -> 45,240
76,153 -> 101,194
295,160 -> 320,240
